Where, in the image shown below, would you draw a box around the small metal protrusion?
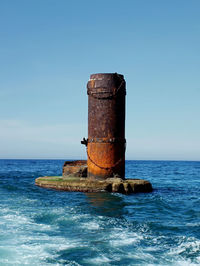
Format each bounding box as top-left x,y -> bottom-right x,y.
81,138 -> 88,146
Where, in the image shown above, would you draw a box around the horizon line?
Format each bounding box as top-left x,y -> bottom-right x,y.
0,158 -> 199,162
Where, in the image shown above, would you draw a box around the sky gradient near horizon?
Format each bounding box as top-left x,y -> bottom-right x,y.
0,0 -> 200,160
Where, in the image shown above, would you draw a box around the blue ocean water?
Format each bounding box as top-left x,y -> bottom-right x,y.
0,160 -> 200,265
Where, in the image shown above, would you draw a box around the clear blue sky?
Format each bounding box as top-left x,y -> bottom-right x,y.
0,0 -> 199,160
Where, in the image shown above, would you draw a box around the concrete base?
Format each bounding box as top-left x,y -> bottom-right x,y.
63,160 -> 87,177
35,176 -> 153,194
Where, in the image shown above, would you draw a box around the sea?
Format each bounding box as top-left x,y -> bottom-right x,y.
0,159 -> 199,265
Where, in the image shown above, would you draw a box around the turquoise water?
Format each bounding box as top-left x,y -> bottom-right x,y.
0,160 -> 200,265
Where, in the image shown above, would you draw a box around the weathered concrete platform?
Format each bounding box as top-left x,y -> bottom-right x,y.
35,176 -> 153,194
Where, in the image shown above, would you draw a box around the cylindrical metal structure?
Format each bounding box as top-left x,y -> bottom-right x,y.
87,73 -> 126,180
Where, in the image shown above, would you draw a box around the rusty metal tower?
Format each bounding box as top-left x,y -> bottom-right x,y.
36,73 -> 153,193
82,73 -> 126,180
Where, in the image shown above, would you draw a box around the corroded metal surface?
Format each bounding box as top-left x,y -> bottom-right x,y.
86,73 -> 126,180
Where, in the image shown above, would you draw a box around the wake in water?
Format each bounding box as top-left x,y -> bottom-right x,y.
0,160 -> 200,265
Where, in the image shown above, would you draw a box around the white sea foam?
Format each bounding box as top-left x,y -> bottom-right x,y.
186,222 -> 200,227
173,260 -> 200,266
169,237 -> 200,255
80,220 -> 100,230
167,237 -> 200,265
85,255 -> 111,264
0,230 -> 83,265
0,207 -> 86,265
109,229 -> 143,247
